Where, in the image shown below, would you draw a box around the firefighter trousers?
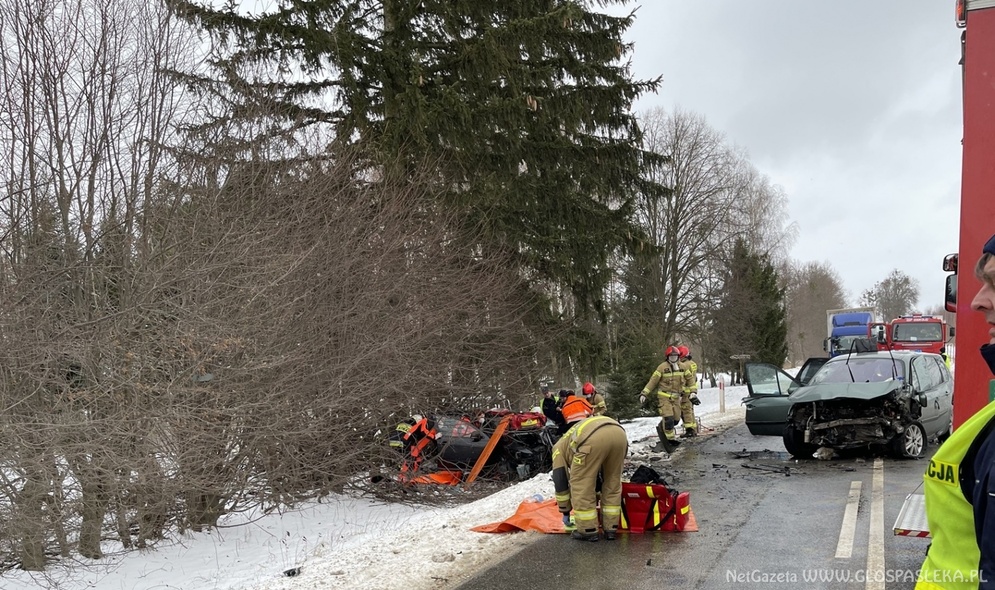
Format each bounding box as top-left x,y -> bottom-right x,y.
679,394 -> 697,431
656,393 -> 681,440
568,423 -> 628,535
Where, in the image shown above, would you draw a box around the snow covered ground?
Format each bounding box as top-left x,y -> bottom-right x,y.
3,380 -> 752,590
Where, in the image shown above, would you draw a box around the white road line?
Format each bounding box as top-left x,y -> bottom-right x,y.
835,480 -> 862,558
866,458 -> 885,590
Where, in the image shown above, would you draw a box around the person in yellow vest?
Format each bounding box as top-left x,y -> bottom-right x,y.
581,381 -> 608,416
677,345 -> 701,438
551,397 -> 628,542
640,345 -> 694,453
917,232 -> 995,590
940,346 -> 953,372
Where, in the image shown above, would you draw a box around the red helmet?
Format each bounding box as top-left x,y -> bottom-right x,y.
665,346 -> 680,357
582,382 -> 595,395
678,345 -> 690,358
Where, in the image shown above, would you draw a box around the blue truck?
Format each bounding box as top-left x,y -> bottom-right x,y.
824,307 -> 877,357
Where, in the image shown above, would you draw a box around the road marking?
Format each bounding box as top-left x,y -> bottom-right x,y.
866,458 -> 885,590
835,480 -> 862,558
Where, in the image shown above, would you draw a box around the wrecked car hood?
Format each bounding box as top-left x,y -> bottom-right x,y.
789,381 -> 901,404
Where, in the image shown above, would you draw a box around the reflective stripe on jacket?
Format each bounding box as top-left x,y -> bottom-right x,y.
642,361 -> 693,398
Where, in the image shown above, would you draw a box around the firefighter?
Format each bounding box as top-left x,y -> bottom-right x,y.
581,381 -> 608,416
677,345 -> 701,438
640,346 -> 694,453
551,397 -> 628,542
916,232 -> 995,590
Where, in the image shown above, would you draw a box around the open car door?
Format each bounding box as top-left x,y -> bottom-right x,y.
743,357 -> 827,436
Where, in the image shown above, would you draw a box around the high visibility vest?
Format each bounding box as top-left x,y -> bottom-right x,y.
916,400 -> 995,589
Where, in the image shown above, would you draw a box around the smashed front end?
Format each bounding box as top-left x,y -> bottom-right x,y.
786,382 -> 918,450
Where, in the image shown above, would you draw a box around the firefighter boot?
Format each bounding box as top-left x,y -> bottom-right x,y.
650,422 -> 669,453
681,427 -> 697,438
571,528 -> 600,542
603,528 -> 617,541
660,418 -> 681,453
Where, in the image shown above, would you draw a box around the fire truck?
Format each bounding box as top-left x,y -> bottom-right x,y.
944,0 -> 995,429
868,315 -> 952,356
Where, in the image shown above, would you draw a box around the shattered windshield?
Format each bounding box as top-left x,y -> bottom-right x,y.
808,357 -> 906,384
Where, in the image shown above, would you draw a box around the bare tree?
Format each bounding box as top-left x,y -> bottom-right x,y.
0,0 -> 540,572
860,269 -> 921,320
781,260 -> 847,364
619,107 -> 797,378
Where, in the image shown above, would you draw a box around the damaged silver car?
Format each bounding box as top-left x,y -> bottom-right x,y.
745,350 -> 952,459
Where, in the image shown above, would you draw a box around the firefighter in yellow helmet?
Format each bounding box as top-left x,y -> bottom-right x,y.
677,345 -> 701,438
581,381 -> 607,416
640,345 -> 694,453
551,397 -> 628,542
916,232 -> 995,589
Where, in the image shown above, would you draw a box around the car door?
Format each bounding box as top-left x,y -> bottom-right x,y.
743,361 -> 811,436
920,356 -> 953,437
909,356 -> 943,435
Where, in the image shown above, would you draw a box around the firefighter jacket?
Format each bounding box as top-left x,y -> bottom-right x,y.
587,392 -> 608,416
682,360 -> 699,395
642,361 -> 694,403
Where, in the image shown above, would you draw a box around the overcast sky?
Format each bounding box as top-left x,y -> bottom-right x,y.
619,1 -> 962,310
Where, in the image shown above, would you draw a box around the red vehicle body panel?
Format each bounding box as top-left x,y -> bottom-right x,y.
953,2 -> 995,427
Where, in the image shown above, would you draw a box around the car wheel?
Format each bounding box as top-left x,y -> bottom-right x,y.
782,426 -> 818,459
891,421 -> 927,459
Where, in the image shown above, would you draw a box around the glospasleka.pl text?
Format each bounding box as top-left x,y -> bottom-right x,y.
725,568 -> 985,584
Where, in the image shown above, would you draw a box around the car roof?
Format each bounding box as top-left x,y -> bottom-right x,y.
825,350 -> 938,363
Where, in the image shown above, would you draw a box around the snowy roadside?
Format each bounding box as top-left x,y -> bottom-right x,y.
3,383 -> 750,590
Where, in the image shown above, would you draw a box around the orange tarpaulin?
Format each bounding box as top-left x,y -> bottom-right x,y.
471,498 -> 698,534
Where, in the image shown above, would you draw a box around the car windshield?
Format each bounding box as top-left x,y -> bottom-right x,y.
808,357 -> 906,384
892,322 -> 943,342
434,416 -> 480,438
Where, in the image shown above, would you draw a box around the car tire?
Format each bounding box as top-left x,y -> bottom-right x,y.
782,426 -> 818,459
891,421 -> 927,459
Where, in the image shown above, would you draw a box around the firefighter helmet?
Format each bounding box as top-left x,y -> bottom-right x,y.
582,382 -> 595,396
678,345 -> 690,358
561,397 -> 593,423
665,346 -> 680,357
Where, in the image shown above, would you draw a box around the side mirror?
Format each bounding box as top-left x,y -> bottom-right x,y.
918,393 -> 928,408
945,274 -> 957,313
942,253 -> 958,272
949,326 -> 956,338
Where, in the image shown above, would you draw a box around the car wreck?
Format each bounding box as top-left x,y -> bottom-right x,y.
744,350 -> 952,459
387,409 -> 557,485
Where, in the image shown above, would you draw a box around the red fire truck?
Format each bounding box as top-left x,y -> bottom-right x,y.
868,315 -> 952,356
945,0 -> 995,429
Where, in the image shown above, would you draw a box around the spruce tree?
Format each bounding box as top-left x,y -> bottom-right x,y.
709,239 -> 788,371
167,0 -> 665,310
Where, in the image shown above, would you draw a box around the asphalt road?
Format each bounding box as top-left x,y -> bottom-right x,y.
454,422 -> 933,590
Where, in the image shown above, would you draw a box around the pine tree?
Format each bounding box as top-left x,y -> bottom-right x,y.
167,0 -> 665,310
708,239 -> 788,371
